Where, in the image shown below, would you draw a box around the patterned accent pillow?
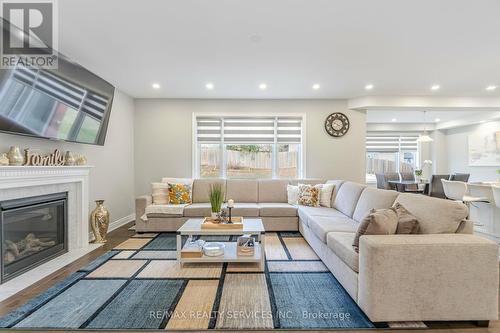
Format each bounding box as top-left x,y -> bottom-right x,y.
168,183 -> 192,204
297,184 -> 320,207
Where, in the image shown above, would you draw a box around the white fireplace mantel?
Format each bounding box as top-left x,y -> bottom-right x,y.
0,165 -> 100,301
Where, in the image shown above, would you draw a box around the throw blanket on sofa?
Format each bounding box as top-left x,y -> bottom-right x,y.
141,204 -> 188,221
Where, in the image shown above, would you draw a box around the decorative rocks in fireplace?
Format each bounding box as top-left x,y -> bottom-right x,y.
0,193 -> 67,283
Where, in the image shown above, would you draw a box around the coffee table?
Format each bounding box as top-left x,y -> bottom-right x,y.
176,218 -> 266,270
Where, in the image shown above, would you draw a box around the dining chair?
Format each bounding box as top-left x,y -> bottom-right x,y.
442,179 -> 489,213
384,172 -> 400,191
375,173 -> 386,189
491,185 -> 500,209
400,172 -> 415,181
428,174 -> 450,198
450,173 -> 470,182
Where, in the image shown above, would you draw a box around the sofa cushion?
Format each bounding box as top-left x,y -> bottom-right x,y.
333,182 -> 366,217
289,179 -> 326,186
327,232 -> 359,273
183,203 -> 212,217
258,180 -> 289,203
394,193 -> 468,234
352,187 -> 399,222
297,206 -> 347,227
192,179 -> 226,203
308,216 -> 358,243
226,180 -> 258,202
325,180 -> 345,207
231,203 -> 260,217
259,203 -> 297,217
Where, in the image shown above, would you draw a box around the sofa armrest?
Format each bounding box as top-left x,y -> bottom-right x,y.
135,194 -> 152,222
358,234 -> 499,322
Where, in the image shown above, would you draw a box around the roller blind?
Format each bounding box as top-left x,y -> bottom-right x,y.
196,116 -> 303,144
366,132 -> 419,152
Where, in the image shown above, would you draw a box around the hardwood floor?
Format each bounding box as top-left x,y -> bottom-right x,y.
0,223 -> 498,333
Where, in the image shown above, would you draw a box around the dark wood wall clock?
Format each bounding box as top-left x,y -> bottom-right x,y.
325,112 -> 350,137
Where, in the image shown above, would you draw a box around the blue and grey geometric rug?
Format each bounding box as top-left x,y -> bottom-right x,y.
0,232 -> 376,330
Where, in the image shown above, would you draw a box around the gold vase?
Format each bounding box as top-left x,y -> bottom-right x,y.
7,146 -> 23,166
90,200 -> 110,243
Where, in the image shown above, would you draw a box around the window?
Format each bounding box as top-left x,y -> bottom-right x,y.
365,133 -> 419,183
195,115 -> 303,179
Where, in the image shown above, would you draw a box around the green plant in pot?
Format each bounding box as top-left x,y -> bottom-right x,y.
208,183 -> 224,219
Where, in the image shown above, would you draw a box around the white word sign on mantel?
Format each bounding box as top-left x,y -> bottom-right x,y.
23,149 -> 65,166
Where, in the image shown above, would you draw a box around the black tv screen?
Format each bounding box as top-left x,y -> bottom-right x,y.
0,41 -> 114,145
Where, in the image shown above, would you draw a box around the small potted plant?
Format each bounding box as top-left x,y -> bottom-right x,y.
414,169 -> 423,183
208,183 -> 224,220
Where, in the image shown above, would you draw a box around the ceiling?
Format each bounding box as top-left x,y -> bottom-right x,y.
366,110 -> 483,123
58,0 -> 500,99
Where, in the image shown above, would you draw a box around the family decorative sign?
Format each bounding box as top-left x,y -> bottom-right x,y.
0,146 -> 87,166
23,149 -> 65,166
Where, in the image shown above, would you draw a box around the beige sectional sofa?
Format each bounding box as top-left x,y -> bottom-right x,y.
136,178 -> 499,324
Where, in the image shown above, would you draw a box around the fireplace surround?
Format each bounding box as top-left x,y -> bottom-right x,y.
0,192 -> 68,283
0,165 -> 96,301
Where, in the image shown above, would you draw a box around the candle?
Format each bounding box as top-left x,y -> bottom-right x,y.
227,199 -> 234,208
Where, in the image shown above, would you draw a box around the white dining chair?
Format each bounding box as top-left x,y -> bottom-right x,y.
491,185 -> 500,209
441,180 -> 490,217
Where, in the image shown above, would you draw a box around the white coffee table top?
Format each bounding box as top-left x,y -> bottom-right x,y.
178,218 -> 265,235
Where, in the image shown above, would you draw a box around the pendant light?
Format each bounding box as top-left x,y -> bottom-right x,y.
417,111 -> 434,142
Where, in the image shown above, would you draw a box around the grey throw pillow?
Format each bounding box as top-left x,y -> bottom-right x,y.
353,208 -> 399,252
394,203 -> 420,234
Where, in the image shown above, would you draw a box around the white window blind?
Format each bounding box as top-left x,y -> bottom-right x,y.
196,116 -> 302,143
366,132 -> 419,152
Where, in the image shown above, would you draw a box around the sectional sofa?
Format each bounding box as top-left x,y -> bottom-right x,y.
136,178 -> 499,324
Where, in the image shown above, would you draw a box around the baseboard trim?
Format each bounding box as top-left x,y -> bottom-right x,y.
89,213 -> 135,241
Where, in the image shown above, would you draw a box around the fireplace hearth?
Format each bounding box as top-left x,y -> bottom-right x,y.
0,193 -> 67,283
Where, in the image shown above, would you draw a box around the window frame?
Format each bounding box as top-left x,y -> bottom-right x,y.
193,112 -> 306,179
365,133 -> 420,183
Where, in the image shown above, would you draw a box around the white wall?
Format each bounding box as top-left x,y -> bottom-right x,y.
0,90 -> 136,224
446,121 -> 500,182
134,99 -> 366,195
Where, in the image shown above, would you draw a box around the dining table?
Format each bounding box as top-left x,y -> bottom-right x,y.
387,180 -> 429,193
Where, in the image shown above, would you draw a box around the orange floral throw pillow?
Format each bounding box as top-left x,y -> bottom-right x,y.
298,184 -> 320,207
168,183 -> 192,204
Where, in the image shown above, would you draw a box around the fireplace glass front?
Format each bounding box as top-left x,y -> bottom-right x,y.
0,192 -> 67,283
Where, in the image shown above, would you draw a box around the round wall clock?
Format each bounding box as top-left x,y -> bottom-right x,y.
325,113 -> 350,137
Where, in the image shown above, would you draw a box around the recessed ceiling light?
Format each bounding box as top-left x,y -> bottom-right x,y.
486,85 -> 497,91
391,118 -> 397,122
152,83 -> 160,89
435,118 -> 441,122
431,84 -> 440,91
365,84 -> 374,90
259,83 -> 267,90
312,84 -> 320,90
205,82 -> 214,90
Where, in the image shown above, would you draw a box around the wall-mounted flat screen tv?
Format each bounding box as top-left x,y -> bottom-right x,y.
0,23 -> 115,145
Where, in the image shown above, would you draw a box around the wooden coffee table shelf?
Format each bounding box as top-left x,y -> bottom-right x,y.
176,218 -> 266,270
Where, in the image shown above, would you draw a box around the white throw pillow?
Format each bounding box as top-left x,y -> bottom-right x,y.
151,182 -> 169,205
287,185 -> 299,205
319,183 -> 335,208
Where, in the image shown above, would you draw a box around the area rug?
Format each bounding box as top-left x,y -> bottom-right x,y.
0,232 -> 378,330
